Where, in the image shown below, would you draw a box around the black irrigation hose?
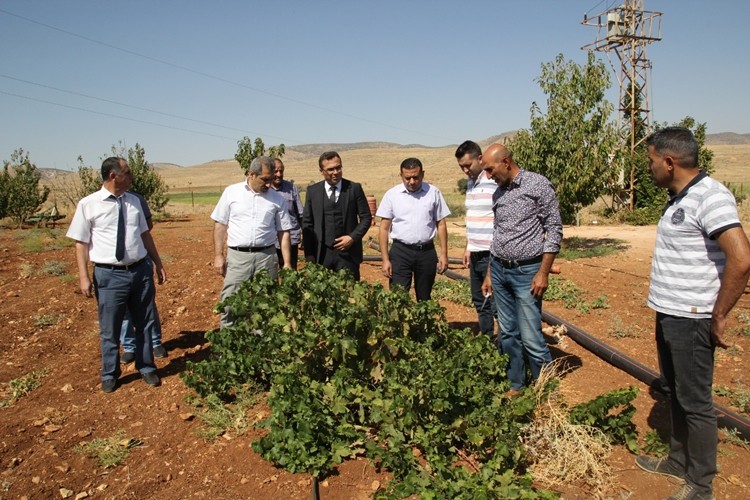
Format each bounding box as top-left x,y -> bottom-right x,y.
364,243 -> 750,440
541,310 -> 750,441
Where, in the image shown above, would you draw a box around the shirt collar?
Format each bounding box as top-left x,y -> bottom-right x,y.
667,171 -> 707,205
399,182 -> 427,194
97,186 -> 124,201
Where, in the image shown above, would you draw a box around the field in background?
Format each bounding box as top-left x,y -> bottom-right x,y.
42,142 -> 748,218
157,142 -> 748,196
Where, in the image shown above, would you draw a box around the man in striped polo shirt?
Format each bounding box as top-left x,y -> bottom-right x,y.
455,140 -> 498,340
635,127 -> 750,500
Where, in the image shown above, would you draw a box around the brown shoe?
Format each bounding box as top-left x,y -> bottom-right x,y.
503,388 -> 523,399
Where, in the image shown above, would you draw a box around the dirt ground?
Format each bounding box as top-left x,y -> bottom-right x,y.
1,216 -> 750,500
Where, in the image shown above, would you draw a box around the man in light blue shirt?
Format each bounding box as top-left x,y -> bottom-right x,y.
377,157 -> 451,301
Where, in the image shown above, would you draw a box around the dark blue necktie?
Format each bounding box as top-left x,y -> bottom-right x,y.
329,185 -> 337,203
115,197 -> 125,261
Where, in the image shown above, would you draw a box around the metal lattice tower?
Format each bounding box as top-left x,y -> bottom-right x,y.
582,1 -> 662,210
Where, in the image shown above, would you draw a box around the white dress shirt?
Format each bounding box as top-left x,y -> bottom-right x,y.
66,187 -> 149,265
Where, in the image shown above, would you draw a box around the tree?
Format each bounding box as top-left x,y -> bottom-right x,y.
121,143 -> 169,212
235,137 -> 285,175
0,167 -> 9,220
624,116 -> 714,224
509,52 -> 623,224
1,149 -> 50,227
457,177 -> 468,195
54,142 -> 170,213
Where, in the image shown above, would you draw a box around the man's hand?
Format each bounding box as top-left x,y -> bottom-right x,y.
481,274 -> 492,298
711,316 -> 731,349
155,264 -> 167,284
530,271 -> 549,300
437,255 -> 448,274
333,235 -> 354,251
462,250 -> 471,269
382,260 -> 392,278
80,275 -> 93,298
213,255 -> 226,277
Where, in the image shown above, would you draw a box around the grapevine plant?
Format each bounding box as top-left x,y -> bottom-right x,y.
182,265 -> 632,498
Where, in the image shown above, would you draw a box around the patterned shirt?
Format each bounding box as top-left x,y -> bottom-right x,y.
376,182 -> 451,244
489,169 -> 563,260
648,173 -> 742,318
271,180 -> 303,245
465,171 -> 498,252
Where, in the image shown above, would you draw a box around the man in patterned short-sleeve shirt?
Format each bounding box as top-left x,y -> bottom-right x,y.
480,144 -> 563,397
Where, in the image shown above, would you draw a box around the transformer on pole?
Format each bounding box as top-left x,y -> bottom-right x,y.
582,1 -> 661,210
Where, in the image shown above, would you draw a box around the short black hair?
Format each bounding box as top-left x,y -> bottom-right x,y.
455,140 -> 482,159
101,157 -> 125,181
400,157 -> 423,172
646,127 -> 699,169
318,151 -> 341,169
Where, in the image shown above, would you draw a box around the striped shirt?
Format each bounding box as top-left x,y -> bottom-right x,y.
465,171 -> 498,252
489,169 -> 563,260
648,173 -> 742,318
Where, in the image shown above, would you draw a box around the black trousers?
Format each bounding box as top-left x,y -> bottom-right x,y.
320,245 -> 360,281
389,241 -> 437,301
276,244 -> 299,270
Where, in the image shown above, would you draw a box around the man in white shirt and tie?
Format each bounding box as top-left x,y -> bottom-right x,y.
67,157 -> 167,393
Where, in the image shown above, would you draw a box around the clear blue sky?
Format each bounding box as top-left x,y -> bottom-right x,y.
1,0 -> 748,170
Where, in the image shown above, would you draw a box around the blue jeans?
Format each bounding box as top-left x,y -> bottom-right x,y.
93,260 -> 157,381
469,251 -> 497,338
120,306 -> 162,352
490,257 -> 551,390
120,257 -> 162,352
656,312 -> 716,495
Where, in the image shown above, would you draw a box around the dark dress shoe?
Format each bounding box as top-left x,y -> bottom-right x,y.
142,372 -> 161,387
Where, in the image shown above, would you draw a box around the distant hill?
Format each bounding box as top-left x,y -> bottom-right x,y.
706,132 -> 750,145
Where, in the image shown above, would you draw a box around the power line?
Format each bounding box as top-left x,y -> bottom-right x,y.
0,89 -> 239,141
0,7 -> 452,142
0,73 -> 293,143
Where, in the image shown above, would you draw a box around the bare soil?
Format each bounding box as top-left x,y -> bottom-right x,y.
1,217 -> 749,499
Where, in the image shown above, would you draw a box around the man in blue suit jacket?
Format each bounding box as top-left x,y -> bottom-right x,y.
302,151 -> 372,280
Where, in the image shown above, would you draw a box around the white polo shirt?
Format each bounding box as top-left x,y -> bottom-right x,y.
66,187 -> 149,265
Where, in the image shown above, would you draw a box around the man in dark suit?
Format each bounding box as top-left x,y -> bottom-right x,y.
302,151 -> 372,280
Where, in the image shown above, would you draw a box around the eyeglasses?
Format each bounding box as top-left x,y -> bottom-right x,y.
323,165 -> 342,173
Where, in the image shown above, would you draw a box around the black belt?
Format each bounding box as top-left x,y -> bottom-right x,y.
393,239 -> 434,251
94,257 -> 146,271
471,250 -> 491,257
494,254 -> 543,268
229,245 -> 274,252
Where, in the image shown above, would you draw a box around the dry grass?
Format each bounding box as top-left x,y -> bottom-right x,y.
524,359 -> 614,497
711,144 -> 750,185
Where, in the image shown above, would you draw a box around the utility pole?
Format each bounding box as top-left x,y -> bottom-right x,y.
582,1 -> 661,210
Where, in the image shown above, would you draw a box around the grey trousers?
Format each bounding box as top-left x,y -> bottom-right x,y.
219,247 -> 278,327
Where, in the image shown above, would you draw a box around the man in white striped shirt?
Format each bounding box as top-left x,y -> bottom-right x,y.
455,140 -> 498,339
635,127 -> 750,500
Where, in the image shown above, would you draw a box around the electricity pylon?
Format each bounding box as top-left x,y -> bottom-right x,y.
582,1 -> 662,210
